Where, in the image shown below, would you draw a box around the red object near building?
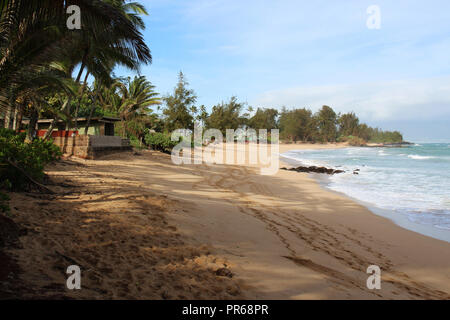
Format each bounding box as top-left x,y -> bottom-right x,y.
36,130 -> 79,138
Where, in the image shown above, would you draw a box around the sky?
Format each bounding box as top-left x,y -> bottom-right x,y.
116,0 -> 450,142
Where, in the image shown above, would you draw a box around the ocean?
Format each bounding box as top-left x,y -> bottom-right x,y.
281,143 -> 450,242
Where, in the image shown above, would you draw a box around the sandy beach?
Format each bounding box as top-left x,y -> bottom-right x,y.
1,143 -> 450,299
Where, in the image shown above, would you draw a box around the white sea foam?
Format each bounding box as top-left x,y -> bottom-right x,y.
408,155 -> 434,160
280,153 -> 327,167
281,144 -> 450,236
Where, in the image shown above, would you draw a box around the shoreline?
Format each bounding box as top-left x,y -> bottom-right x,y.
1,143 -> 449,299
316,174 -> 450,243
279,146 -> 450,243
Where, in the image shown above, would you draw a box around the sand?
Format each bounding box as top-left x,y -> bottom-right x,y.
2,143 -> 450,299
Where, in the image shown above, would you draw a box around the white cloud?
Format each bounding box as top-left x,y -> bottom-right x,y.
254,76 -> 450,121
144,1 -> 450,136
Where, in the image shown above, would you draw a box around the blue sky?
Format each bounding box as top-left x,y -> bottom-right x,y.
117,0 -> 450,142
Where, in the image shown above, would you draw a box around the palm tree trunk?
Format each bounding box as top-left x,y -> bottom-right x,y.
12,105 -> 20,131
75,71 -> 90,133
26,109 -> 38,142
43,98 -> 71,141
4,106 -> 12,129
84,94 -> 97,135
75,59 -> 87,84
122,118 -> 127,138
68,57 -> 87,134
2,111 -> 7,128
15,104 -> 24,133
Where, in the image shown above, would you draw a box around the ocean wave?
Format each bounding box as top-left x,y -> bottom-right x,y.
434,225 -> 450,231
290,145 -> 450,237
406,210 -> 450,230
408,155 -> 435,160
280,153 -> 327,167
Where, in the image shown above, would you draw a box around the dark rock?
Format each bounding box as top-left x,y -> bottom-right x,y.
215,268 -> 233,278
161,289 -> 171,300
282,166 -> 345,175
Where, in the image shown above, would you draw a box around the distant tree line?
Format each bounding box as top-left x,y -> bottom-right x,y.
155,72 -> 404,145
278,106 -> 403,144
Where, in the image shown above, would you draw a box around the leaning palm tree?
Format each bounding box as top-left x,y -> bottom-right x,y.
70,0 -> 152,133
0,1 -> 70,127
7,66 -> 76,140
43,0 -> 152,139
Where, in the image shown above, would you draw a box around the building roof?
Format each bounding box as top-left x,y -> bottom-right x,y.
22,116 -> 121,124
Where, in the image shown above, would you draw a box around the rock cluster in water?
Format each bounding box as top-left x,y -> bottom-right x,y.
281,166 -> 345,175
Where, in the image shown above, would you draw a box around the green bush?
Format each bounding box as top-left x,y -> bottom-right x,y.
129,136 -> 145,150
0,129 -> 62,191
144,132 -> 178,154
347,136 -> 366,146
338,135 -> 367,146
0,192 -> 10,214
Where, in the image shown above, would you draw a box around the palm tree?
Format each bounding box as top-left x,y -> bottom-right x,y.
5,63 -> 76,140
0,1 -> 70,129
0,0 -> 152,139
43,0 -> 152,139
71,1 -> 152,133
106,76 -> 161,138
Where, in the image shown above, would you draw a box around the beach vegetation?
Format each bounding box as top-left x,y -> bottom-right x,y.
205,96 -> 246,135
97,76 -> 161,141
0,192 -> 10,214
338,135 -> 366,146
366,128 -> 403,144
1,0 -> 152,138
276,106 -> 403,145
0,0 -> 153,189
279,108 -> 316,142
144,131 -> 178,153
338,112 -> 360,137
316,105 -> 338,142
0,1 -> 405,162
155,89 -> 404,145
0,129 -> 61,191
162,72 -> 197,133
247,108 -> 279,131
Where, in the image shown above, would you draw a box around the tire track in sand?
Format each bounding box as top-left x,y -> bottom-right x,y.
192,163 -> 450,299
